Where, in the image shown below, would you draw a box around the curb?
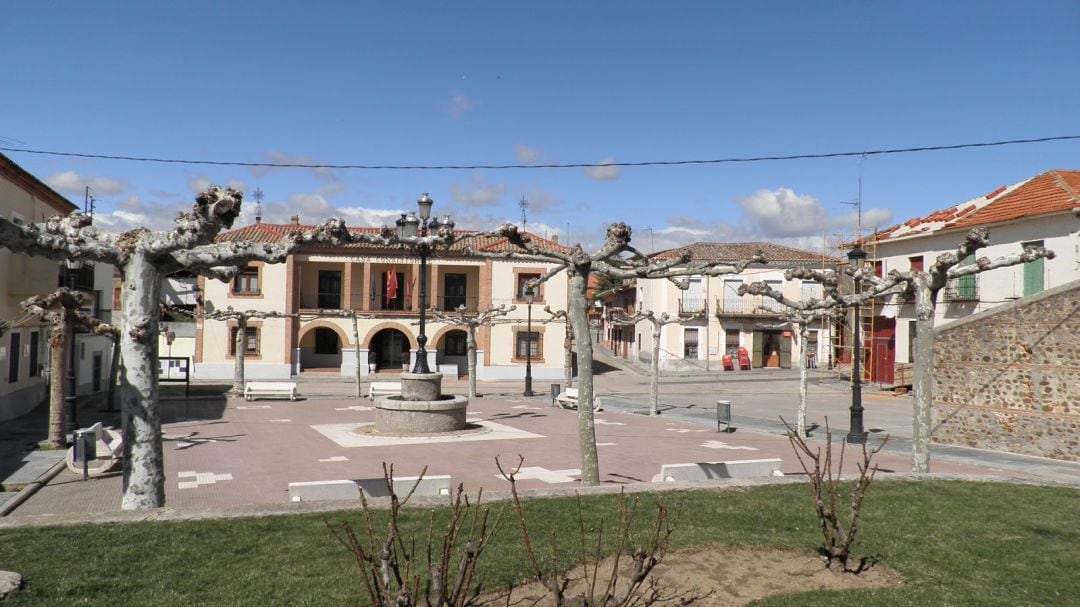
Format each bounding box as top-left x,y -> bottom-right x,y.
0,456 -> 68,518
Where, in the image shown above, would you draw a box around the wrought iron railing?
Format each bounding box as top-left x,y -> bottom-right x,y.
943,274 -> 979,303
678,297 -> 706,316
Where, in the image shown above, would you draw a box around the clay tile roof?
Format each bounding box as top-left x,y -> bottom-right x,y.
872,169 -> 1080,242
216,224 -> 570,255
651,242 -> 841,265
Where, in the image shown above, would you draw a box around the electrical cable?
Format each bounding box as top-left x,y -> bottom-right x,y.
2,134 -> 1078,171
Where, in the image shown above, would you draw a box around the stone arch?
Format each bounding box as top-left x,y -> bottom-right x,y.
298,319 -> 354,347
429,324 -> 469,350
362,322 -> 418,350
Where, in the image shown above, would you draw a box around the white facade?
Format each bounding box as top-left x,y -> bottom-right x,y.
871,211 -> 1079,364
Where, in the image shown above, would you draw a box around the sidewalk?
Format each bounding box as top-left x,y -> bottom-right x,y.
3,371 -> 1079,527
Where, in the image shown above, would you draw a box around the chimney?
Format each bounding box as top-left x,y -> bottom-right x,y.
254,203 -> 263,224
290,214 -> 300,226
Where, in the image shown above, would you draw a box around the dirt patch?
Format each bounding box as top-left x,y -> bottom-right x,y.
486,547 -> 903,607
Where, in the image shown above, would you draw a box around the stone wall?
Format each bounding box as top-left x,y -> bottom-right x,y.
932,280 -> 1080,461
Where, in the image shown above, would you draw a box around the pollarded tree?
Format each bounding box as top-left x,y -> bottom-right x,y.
465,223 -> 764,485
745,228 -> 1054,472
0,187 -> 365,509
21,288 -> 119,448
426,304 -> 516,398
540,306 -> 575,390
617,308 -> 705,416
303,309 -> 373,398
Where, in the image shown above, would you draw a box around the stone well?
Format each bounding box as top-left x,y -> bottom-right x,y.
374,372 -> 469,434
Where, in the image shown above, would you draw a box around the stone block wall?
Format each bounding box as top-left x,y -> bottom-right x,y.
932,280 -> 1080,461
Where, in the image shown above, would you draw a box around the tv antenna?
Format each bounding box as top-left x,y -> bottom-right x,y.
84,186 -> 96,218
252,187 -> 264,224
518,195 -> 529,230
839,154 -> 866,241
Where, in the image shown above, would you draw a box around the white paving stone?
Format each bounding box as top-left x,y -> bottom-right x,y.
594,419 -> 625,426
310,419 -> 542,448
511,404 -> 544,410
497,466 -> 581,484
701,440 -> 757,451
268,419 -> 292,423
335,405 -> 374,412
597,442 -> 617,446
319,456 -> 349,462
237,405 -> 271,410
177,471 -> 233,489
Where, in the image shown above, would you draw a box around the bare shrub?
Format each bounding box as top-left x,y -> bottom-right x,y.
783,418 -> 887,573
496,456 -> 699,607
327,464 -> 503,607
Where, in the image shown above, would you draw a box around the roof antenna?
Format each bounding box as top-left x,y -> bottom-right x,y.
252,187 -> 264,224
84,186 -> 96,220
518,195 -> 529,231
839,154 -> 865,242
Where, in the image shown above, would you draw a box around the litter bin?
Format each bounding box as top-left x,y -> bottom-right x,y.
550,384 -> 561,407
716,400 -> 734,433
73,428 -> 97,480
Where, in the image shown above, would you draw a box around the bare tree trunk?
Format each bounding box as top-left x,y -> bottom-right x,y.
106,337 -> 121,412
797,321 -> 809,438
466,328 -> 478,399
650,325 -> 661,416
569,271 -> 600,486
47,324 -> 67,448
352,313 -> 362,399
231,317 -> 246,396
119,253 -> 166,510
564,320 -> 574,389
912,276 -> 936,473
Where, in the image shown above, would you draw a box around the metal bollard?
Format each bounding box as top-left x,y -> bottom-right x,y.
716,400 -> 734,433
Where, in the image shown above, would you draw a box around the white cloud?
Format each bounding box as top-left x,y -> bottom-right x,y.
584,158 -> 620,182
446,92 -> 473,119
44,171 -> 124,196
514,144 -> 542,163
736,188 -> 830,238
91,196 -> 187,232
334,206 -> 404,228
451,177 -> 506,207
832,208 -> 895,232
187,175 -> 212,194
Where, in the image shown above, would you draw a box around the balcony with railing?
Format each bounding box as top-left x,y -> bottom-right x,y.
607,306 -> 638,325
678,297 -> 707,316
436,295 -> 479,313
58,262 -> 96,292
943,274 -> 979,303
714,296 -> 787,316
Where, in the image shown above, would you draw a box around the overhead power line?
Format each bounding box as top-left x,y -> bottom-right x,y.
2,134 -> 1078,171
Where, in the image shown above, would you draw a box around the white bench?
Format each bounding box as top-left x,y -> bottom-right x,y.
244,381 -> 298,401
555,387 -> 603,412
651,459 -> 784,482
66,422 -> 123,477
368,381 -> 402,400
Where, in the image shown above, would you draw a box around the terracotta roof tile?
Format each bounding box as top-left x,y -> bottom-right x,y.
217,224 -> 570,255
651,242 -> 841,265
872,169 -> 1079,242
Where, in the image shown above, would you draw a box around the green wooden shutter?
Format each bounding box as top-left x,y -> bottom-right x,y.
1022,241 -> 1045,296
957,255 -> 976,299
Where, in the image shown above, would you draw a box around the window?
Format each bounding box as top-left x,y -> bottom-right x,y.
318,271 -> 342,309
762,280 -> 784,311
721,279 -> 744,313
444,331 -> 467,356
1022,240 -> 1045,296
229,327 -> 259,356
516,273 -> 541,301
232,266 -> 260,295
807,330 -> 819,367
515,331 -> 540,358
683,328 -> 699,359
908,256 -> 924,272
800,281 -> 822,302
314,328 -> 340,355
443,274 -> 468,311
8,332 -> 20,383
724,329 -> 740,357
29,331 -> 39,377
873,260 -> 884,277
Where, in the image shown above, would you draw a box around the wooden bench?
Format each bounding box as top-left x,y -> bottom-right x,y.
66,422 -> 123,477
368,381 -> 402,400
555,387 -> 603,412
244,381 -> 298,401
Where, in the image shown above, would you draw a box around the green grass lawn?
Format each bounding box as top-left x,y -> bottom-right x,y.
1,480 -> 1078,606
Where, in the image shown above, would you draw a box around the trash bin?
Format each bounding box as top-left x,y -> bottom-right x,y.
550,384 -> 561,407
716,400 -> 734,433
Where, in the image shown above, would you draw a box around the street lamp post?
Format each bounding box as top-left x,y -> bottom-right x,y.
846,244 -> 868,444
524,287 -> 535,396
397,194 -> 454,375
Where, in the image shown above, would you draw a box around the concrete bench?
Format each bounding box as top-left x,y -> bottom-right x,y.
651,458 -> 783,482
288,475 -> 453,503
368,381 -> 402,400
555,388 -> 603,412
66,422 -> 123,477
244,381 -> 298,401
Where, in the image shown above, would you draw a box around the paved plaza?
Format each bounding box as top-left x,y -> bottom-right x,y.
4,359 -> 1080,526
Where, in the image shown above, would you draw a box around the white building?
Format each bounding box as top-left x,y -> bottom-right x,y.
861,169 -> 1080,383
625,242 -> 841,371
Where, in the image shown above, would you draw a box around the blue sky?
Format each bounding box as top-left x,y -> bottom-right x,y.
3,2 -> 1078,253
